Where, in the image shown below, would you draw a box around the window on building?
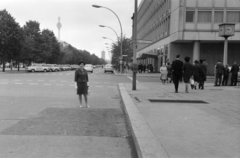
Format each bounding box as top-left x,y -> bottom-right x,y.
186,11 -> 195,22
214,11 -> 223,23
198,11 -> 212,23
227,11 -> 240,22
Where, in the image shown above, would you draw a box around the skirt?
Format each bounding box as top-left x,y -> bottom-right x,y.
77,82 -> 87,95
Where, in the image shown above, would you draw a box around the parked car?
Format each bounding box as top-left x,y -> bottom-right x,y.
104,64 -> 114,73
70,65 -> 79,70
84,64 -> 93,73
47,64 -> 60,72
25,64 -> 49,72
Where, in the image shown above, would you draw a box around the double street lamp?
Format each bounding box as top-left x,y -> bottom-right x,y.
93,4 -> 123,73
103,37 -> 114,42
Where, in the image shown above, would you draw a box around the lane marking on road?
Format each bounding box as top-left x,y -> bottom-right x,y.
44,84 -> 51,85
14,80 -> 21,81
15,83 -> 23,84
69,85 -> 75,86
0,83 -> 8,84
128,76 -> 139,83
26,80 -> 32,81
49,80 -> 55,82
61,81 -> 67,82
93,82 -> 99,83
38,80 -> 44,81
94,69 -> 104,73
59,74 -> 63,75
108,86 -> 115,88
29,83 -> 38,85
56,84 -> 63,86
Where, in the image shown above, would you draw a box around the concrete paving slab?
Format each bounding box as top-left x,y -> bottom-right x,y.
0,135 -> 132,158
119,82 -> 240,158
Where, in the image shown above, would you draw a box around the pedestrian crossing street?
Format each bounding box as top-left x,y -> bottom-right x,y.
0,79 -> 117,88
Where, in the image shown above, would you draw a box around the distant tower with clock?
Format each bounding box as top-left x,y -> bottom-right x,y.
56,16 -> 62,41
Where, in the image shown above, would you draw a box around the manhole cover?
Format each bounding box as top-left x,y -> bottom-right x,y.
149,99 -> 208,104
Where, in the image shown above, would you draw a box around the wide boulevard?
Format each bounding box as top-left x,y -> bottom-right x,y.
0,67 -> 138,158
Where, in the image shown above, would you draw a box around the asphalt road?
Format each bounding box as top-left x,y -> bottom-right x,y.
0,68 -> 137,158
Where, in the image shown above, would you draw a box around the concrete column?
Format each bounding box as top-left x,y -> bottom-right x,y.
167,43 -> 171,61
223,37 -> 228,65
158,55 -> 161,72
154,57 -> 158,73
193,41 -> 200,63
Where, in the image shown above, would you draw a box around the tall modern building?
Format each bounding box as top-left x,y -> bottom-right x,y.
56,16 -> 62,41
101,51 -> 106,60
136,0 -> 240,74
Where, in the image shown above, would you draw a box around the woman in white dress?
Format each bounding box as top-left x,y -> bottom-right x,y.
160,63 -> 168,84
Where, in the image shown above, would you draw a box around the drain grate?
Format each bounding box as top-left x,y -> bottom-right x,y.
149,99 -> 208,104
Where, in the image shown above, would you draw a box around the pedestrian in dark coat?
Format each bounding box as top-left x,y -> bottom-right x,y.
199,59 -> 207,89
143,64 -> 146,73
215,60 -> 225,86
193,60 -> 202,89
74,61 -> 89,108
166,62 -> 172,83
230,62 -> 239,86
172,55 -> 184,93
182,57 -> 194,93
222,64 -> 230,86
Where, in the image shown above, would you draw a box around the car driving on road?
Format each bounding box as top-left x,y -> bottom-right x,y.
104,64 -> 114,73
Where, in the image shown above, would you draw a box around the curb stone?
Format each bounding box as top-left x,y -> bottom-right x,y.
118,83 -> 169,158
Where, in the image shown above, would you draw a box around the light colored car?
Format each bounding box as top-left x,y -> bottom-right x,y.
104,64 -> 114,73
47,64 -> 60,72
25,64 -> 49,72
84,64 -> 93,73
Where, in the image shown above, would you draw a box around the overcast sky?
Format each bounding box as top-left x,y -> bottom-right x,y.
1,0 -> 141,60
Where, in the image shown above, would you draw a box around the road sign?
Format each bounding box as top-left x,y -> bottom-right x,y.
135,39 -> 152,44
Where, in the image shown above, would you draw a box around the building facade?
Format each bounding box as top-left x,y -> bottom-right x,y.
136,0 -> 240,75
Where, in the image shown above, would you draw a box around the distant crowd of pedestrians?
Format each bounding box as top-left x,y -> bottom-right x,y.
137,63 -> 154,73
158,55 -> 239,93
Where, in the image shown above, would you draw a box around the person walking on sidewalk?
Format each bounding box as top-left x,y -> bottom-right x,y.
199,59 -> 207,89
159,63 -> 168,84
74,61 -> 89,108
166,62 -> 172,83
193,60 -> 202,89
222,64 -> 230,86
172,55 -> 183,93
230,61 -> 239,86
215,60 -> 224,86
182,57 -> 194,93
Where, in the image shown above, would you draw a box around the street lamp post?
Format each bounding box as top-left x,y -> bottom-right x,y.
99,25 -> 119,40
93,4 -> 123,73
132,0 -> 138,90
103,37 -> 114,42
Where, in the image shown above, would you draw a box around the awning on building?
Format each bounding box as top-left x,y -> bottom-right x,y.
137,49 -> 159,59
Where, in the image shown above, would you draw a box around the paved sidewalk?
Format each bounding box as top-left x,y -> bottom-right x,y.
119,82 -> 240,158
